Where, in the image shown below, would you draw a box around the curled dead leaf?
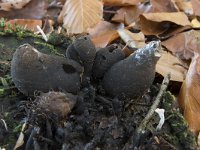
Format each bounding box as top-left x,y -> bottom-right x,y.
179,52 -> 200,134
175,0 -> 193,15
112,3 -> 150,25
0,0 -> 47,19
139,12 -> 191,35
162,30 -> 200,59
191,0 -> 200,17
156,51 -> 187,82
58,0 -> 103,34
102,0 -> 143,6
150,0 -> 179,13
118,28 -> 145,49
88,21 -> 121,48
0,0 -> 31,11
6,19 -> 42,32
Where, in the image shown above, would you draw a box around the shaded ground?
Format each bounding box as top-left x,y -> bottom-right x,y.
0,27 -> 197,150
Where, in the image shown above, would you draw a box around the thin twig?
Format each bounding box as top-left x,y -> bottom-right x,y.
138,74 -> 170,128
124,73 -> 171,149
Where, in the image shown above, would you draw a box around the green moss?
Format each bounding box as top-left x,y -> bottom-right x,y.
0,88 -> 5,96
0,112 -> 21,149
0,43 -> 5,49
48,31 -> 72,48
34,41 -> 64,56
162,92 -> 197,150
13,123 -> 22,133
162,133 -> 179,146
0,18 -> 41,39
0,18 -> 6,31
0,76 -> 14,97
0,31 -> 7,36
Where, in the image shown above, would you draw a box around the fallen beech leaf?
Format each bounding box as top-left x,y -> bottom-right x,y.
0,0 -> 31,11
141,12 -> 190,26
179,52 -> 200,133
118,28 -> 145,49
150,0 -> 179,13
0,0 -> 47,19
6,19 -> 42,32
139,12 -> 191,35
191,0 -> 200,17
58,0 -> 103,34
88,21 -> 121,48
156,51 -> 187,82
112,3 -> 151,25
162,30 -> 200,59
175,0 -> 193,15
102,0 -> 143,6
161,25 -> 191,39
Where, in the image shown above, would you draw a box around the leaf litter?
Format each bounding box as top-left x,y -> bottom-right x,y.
0,0 -> 200,149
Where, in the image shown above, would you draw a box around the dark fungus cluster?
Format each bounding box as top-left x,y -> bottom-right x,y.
11,36 -> 161,99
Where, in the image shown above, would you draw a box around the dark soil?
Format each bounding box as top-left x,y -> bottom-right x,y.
0,29 -> 197,150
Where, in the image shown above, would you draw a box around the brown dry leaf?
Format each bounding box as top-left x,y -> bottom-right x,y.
161,25 -> 191,39
58,0 -> 103,34
0,0 -> 47,19
6,19 -> 42,32
88,21 -> 120,48
0,0 -> 31,11
156,51 -> 187,82
112,3 -> 151,25
102,0 -> 143,6
179,52 -> 200,133
191,0 -> 200,17
118,28 -> 145,49
139,12 -> 191,35
162,30 -> 200,59
150,0 -> 179,13
175,0 -> 193,15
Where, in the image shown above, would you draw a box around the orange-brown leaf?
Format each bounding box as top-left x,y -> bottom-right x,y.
156,52 -> 187,82
175,0 -> 193,15
139,12 -> 191,35
179,53 -> 200,133
191,0 -> 200,17
0,0 -> 47,19
88,21 -> 120,48
6,19 -> 42,32
118,28 -> 145,49
58,0 -> 103,34
162,30 -> 200,59
102,0 -> 143,6
112,4 -> 150,25
150,0 -> 179,13
156,51 -> 187,82
0,0 -> 31,11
